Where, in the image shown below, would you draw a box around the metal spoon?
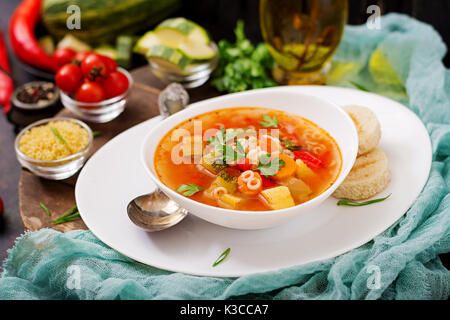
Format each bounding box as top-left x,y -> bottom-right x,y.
127,83 -> 190,231
127,189 -> 189,231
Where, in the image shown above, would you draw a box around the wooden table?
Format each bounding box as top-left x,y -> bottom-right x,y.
18,66 -> 220,231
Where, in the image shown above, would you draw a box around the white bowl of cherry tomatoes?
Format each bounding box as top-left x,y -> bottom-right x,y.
55,50 -> 132,123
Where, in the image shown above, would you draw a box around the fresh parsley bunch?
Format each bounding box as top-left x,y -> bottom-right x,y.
211,20 -> 277,93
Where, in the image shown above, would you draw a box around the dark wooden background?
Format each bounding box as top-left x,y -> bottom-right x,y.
1,0 -> 449,269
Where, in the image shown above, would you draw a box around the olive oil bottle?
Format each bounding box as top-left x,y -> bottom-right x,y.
260,0 -> 348,84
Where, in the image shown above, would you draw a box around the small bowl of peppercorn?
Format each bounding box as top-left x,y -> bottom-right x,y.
11,81 -> 59,110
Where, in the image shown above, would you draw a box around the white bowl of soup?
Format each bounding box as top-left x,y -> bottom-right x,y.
142,87 -> 358,230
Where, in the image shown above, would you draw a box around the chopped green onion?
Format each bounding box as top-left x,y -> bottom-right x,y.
50,212 -> 80,224
92,131 -> 102,137
337,194 -> 391,207
50,127 -> 68,146
212,248 -> 231,267
349,81 -> 370,92
49,205 -> 80,224
60,205 -> 78,217
39,202 -> 51,216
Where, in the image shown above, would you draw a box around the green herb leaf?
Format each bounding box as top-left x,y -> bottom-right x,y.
254,154 -> 285,176
176,184 -> 204,197
92,131 -> 102,138
39,202 -> 51,216
236,140 -> 245,155
337,194 -> 391,207
50,127 -> 68,146
349,81 -> 370,92
212,248 -> 231,267
259,114 -> 278,128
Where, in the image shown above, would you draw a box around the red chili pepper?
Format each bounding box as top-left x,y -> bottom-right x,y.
0,30 -> 13,114
9,0 -> 58,72
293,151 -> 323,169
261,175 -> 276,187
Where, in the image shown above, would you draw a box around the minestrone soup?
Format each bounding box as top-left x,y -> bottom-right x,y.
154,108 -> 342,211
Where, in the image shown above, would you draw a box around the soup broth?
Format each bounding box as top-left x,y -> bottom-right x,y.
154,107 -> 341,211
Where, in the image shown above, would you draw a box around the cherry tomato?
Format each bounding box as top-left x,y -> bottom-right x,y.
53,48 -> 76,68
55,64 -> 83,93
101,71 -> 129,98
100,55 -> 117,73
81,53 -> 108,81
73,51 -> 90,64
75,81 -> 104,103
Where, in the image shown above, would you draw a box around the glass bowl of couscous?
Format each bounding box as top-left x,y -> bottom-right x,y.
15,118 -> 93,180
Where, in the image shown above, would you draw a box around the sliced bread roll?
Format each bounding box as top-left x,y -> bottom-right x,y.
333,148 -> 390,200
344,105 -> 381,156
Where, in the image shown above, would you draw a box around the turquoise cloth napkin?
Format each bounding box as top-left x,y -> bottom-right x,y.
1,14 -> 449,300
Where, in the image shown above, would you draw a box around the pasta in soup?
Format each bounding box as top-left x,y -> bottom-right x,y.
154,107 -> 342,211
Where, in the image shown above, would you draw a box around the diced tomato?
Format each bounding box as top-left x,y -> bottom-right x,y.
293,151 -> 323,169
261,176 -> 276,187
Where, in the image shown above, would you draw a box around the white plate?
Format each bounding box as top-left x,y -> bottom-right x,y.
76,86 -> 432,277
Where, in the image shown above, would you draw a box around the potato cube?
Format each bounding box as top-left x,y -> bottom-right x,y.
282,177 -> 312,203
295,159 -> 316,179
219,194 -> 245,209
260,186 -> 295,210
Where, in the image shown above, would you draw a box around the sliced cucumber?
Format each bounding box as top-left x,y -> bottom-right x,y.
146,44 -> 190,70
57,34 -> 91,52
154,28 -> 187,48
156,17 -> 210,45
38,36 -> 55,55
94,45 -> 118,59
116,35 -> 134,69
187,27 -> 210,45
134,31 -> 160,54
178,41 -> 215,60
156,17 -> 196,34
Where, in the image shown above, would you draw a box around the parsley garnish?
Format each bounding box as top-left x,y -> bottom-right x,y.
211,20 -> 277,93
254,154 -> 285,176
176,184 -> 204,197
259,114 -> 278,128
208,127 -> 246,163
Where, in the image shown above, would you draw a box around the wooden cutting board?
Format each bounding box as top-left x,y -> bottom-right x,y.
18,66 -> 219,232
